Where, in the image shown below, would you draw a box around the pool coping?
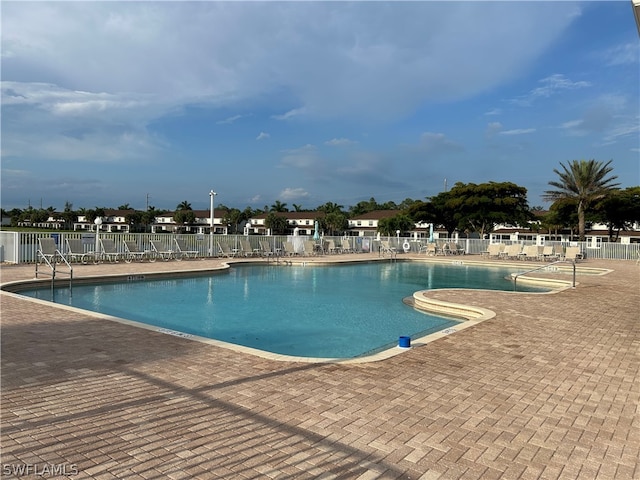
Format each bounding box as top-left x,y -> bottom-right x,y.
1,258 -> 611,364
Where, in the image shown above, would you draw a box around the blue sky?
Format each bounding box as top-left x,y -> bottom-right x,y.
2,1 -> 639,212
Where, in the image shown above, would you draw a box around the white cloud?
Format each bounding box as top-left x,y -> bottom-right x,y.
485,122 -> 503,137
510,74 -> 591,107
279,144 -> 318,169
256,132 -> 270,141
499,128 -> 536,136
601,43 -> 639,67
217,114 -> 249,125
271,108 -> 307,121
279,187 -> 309,200
325,138 -> 356,147
484,108 -> 502,116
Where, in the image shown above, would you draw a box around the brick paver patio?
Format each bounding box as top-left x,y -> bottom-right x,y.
1,256 -> 638,479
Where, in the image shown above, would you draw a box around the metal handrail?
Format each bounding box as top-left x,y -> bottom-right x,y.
35,250 -> 74,293
512,260 -> 576,291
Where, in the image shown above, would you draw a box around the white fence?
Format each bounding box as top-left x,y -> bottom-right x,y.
1,232 -> 639,264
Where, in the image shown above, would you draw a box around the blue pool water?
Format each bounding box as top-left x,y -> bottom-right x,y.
20,262 -> 546,359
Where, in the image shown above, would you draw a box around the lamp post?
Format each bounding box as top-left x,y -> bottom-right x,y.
209,190 -> 217,256
94,217 -> 103,258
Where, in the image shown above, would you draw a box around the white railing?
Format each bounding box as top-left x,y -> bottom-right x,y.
1,233 -> 639,264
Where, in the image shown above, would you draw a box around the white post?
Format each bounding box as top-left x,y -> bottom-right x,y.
94,217 -> 102,257
209,190 -> 217,256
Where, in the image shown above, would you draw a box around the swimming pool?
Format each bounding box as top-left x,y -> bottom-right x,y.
20,262 -> 547,359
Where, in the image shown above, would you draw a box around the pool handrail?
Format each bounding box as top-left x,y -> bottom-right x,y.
512,260 -> 576,291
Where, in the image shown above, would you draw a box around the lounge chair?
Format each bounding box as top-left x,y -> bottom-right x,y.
66,238 -> 97,264
341,238 -> 354,253
563,246 -> 583,262
325,239 -> 340,254
217,241 -> 237,258
150,240 -> 175,261
379,240 -> 397,257
99,238 -> 126,262
239,239 -> 259,257
259,240 -> 275,258
282,241 -> 298,256
303,240 -> 319,256
445,242 -> 464,255
501,243 -> 523,260
539,245 -> 559,261
174,238 -> 199,260
518,245 -> 540,261
37,237 -> 62,264
419,243 -> 436,256
483,243 -> 505,259
124,240 -> 148,263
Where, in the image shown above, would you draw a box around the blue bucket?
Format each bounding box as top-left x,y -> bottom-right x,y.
398,336 -> 411,348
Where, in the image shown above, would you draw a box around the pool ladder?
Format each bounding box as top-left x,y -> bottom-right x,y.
35,251 -> 74,295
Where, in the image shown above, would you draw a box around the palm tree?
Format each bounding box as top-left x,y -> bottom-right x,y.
543,159 -> 619,240
176,201 -> 192,211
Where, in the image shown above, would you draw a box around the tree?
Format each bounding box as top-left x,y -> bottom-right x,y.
377,214 -> 414,236
316,202 -> 344,215
264,212 -> 288,234
543,159 -> 619,241
446,182 -> 531,237
323,212 -> 348,235
61,202 -> 77,230
407,192 -> 458,236
349,197 -> 380,216
270,200 -> 288,212
176,201 -> 192,211
594,186 -> 640,241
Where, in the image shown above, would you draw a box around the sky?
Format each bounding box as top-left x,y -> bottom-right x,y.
1,1 -> 639,213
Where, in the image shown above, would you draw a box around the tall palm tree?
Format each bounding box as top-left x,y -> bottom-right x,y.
543,159 -> 619,240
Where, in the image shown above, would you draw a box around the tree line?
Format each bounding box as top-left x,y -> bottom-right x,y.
3,160 -> 639,241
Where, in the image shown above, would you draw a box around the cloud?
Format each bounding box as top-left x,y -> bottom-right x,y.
418,132 -> 463,152
279,187 -> 309,200
256,132 -> 270,141
600,43 -> 639,67
217,114 -> 250,125
484,108 -> 502,116
499,128 -> 536,136
324,138 -> 356,147
485,122 -> 503,137
510,74 -> 591,107
279,144 -> 318,169
271,108 -> 306,121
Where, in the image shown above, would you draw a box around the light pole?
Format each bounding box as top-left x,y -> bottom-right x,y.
209,190 -> 217,256
94,217 -> 103,258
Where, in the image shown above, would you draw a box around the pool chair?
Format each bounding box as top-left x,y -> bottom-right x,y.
445,242 -> 464,255
150,240 -> 175,261
379,240 -> 397,257
483,243 -> 505,259
303,240 -> 319,256
341,238 -> 354,253
563,246 -> 583,262
282,241 -> 298,256
539,245 -> 559,261
66,238 -> 98,264
99,238 -> 126,262
37,237 -> 62,264
124,240 -> 149,263
325,239 -> 340,254
518,245 -> 540,261
239,238 -> 259,257
217,241 -> 237,258
174,238 -> 199,260
259,240 -> 275,258
501,243 -> 523,260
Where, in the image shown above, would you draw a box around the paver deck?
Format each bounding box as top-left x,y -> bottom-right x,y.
1,255 -> 638,479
